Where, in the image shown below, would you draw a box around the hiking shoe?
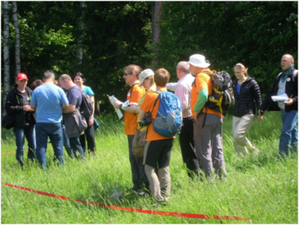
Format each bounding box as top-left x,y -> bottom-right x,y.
151,202 -> 167,209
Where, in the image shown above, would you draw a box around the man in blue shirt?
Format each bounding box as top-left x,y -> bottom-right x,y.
59,74 -> 86,159
30,70 -> 69,170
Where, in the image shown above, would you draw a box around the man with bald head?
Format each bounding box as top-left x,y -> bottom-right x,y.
259,54 -> 298,158
166,61 -> 200,180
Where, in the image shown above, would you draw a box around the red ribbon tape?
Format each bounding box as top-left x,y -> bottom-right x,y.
2,182 -> 251,222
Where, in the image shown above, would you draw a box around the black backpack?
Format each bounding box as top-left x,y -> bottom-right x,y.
74,87 -> 93,119
204,70 -> 235,114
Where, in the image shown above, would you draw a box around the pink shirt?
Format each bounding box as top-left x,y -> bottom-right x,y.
166,73 -> 194,118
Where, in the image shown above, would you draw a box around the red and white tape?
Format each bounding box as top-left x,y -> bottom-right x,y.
2,182 -> 251,222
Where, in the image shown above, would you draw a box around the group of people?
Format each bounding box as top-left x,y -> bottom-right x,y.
112,53 -> 297,205
4,53 -> 297,206
5,71 -> 97,170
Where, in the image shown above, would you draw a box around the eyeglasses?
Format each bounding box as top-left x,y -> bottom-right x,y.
124,72 -> 132,76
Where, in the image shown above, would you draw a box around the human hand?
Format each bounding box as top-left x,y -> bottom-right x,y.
89,117 -> 94,126
285,98 -> 294,106
257,115 -> 263,122
23,104 -> 33,112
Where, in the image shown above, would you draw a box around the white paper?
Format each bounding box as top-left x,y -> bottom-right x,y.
107,95 -> 123,119
271,93 -> 289,102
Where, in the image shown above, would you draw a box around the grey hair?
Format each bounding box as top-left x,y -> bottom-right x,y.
43,70 -> 55,80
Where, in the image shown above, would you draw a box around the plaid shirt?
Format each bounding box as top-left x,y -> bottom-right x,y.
166,73 -> 195,118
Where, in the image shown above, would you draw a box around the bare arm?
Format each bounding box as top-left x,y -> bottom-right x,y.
62,104 -> 76,114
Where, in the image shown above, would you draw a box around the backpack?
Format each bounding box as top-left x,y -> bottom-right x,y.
151,91 -> 182,137
74,87 -> 93,119
204,70 -> 235,114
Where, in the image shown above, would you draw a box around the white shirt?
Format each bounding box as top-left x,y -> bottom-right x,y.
166,73 -> 195,118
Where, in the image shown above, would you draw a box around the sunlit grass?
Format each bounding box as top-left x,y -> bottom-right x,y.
1,112 -> 297,224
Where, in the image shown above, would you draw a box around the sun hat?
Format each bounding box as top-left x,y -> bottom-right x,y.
16,73 -> 28,81
139,69 -> 154,86
187,54 -> 210,68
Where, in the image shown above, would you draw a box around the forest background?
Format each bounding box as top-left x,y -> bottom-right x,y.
1,1 -> 298,115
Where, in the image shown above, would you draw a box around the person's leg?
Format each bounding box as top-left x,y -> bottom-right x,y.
279,110 -> 298,157
80,134 -> 86,153
232,115 -> 255,156
35,123 -> 49,170
145,164 -> 165,202
158,166 -> 171,201
194,114 -> 214,181
85,125 -> 96,153
69,137 -> 86,159
24,124 -> 36,161
48,123 -> 65,165
179,117 -> 199,179
13,127 -> 25,166
211,116 -> 227,180
62,124 -> 73,158
128,135 -> 141,191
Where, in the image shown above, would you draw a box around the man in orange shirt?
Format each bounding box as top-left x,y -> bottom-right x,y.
189,54 -> 227,181
113,64 -> 148,192
139,68 -> 174,205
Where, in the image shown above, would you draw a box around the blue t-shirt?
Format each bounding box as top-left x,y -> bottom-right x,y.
31,83 -> 69,123
82,86 -> 94,97
237,83 -> 241,95
67,85 -> 82,108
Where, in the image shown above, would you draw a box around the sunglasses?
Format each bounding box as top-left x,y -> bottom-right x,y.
124,72 -> 132,76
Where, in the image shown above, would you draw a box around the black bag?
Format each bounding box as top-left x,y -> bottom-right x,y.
205,70 -> 235,114
2,114 -> 15,129
74,87 -> 94,120
80,92 -> 93,119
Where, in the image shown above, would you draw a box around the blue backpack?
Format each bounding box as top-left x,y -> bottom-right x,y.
151,91 -> 182,137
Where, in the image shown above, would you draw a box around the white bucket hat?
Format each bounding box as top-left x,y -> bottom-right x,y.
139,69 -> 154,86
188,54 -> 210,68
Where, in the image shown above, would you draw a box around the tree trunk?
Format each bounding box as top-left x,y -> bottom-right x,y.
12,1 -> 21,76
3,1 -> 11,116
76,1 -> 85,67
151,1 -> 162,68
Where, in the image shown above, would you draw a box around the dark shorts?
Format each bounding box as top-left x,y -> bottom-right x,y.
145,139 -> 173,169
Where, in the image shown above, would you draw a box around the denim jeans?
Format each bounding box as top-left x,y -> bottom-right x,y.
36,123 -> 64,170
69,137 -> 86,159
13,124 -> 36,166
279,110 -> 298,157
62,123 -> 73,158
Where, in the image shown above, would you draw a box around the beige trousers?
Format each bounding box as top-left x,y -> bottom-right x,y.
144,164 -> 171,202
232,114 -> 255,157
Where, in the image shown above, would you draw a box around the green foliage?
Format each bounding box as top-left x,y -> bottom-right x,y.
1,2 -> 298,113
1,112 -> 298,224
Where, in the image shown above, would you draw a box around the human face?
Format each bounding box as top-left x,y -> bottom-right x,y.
16,79 -> 28,90
234,67 -> 246,81
73,75 -> 84,86
59,79 -> 68,90
281,55 -> 293,70
123,70 -> 134,86
189,64 -> 201,76
142,76 -> 152,90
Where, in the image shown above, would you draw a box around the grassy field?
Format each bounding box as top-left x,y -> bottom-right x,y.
1,112 -> 298,224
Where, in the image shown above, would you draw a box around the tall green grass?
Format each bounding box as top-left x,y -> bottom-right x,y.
1,112 -> 297,224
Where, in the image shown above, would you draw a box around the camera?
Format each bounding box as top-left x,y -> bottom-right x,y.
138,116 -> 152,128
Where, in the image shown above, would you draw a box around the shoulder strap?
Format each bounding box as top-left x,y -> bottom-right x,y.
129,83 -> 138,97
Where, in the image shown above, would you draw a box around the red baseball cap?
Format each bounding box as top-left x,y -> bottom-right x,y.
16,73 -> 28,81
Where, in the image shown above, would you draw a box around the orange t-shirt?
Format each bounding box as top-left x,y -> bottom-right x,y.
124,82 -> 145,135
140,87 -> 175,141
191,69 -> 222,121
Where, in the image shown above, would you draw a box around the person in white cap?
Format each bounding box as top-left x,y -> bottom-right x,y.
166,61 -> 200,180
5,73 -> 36,167
189,54 -> 227,181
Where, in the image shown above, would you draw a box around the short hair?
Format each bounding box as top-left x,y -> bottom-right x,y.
234,63 -> 249,77
283,54 -> 294,63
43,70 -> 55,80
154,68 -> 170,87
59,74 -> 72,83
72,72 -> 86,83
30,79 -> 43,90
177,61 -> 190,74
124,64 -> 142,79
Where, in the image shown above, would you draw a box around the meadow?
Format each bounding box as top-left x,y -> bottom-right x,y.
1,112 -> 298,224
